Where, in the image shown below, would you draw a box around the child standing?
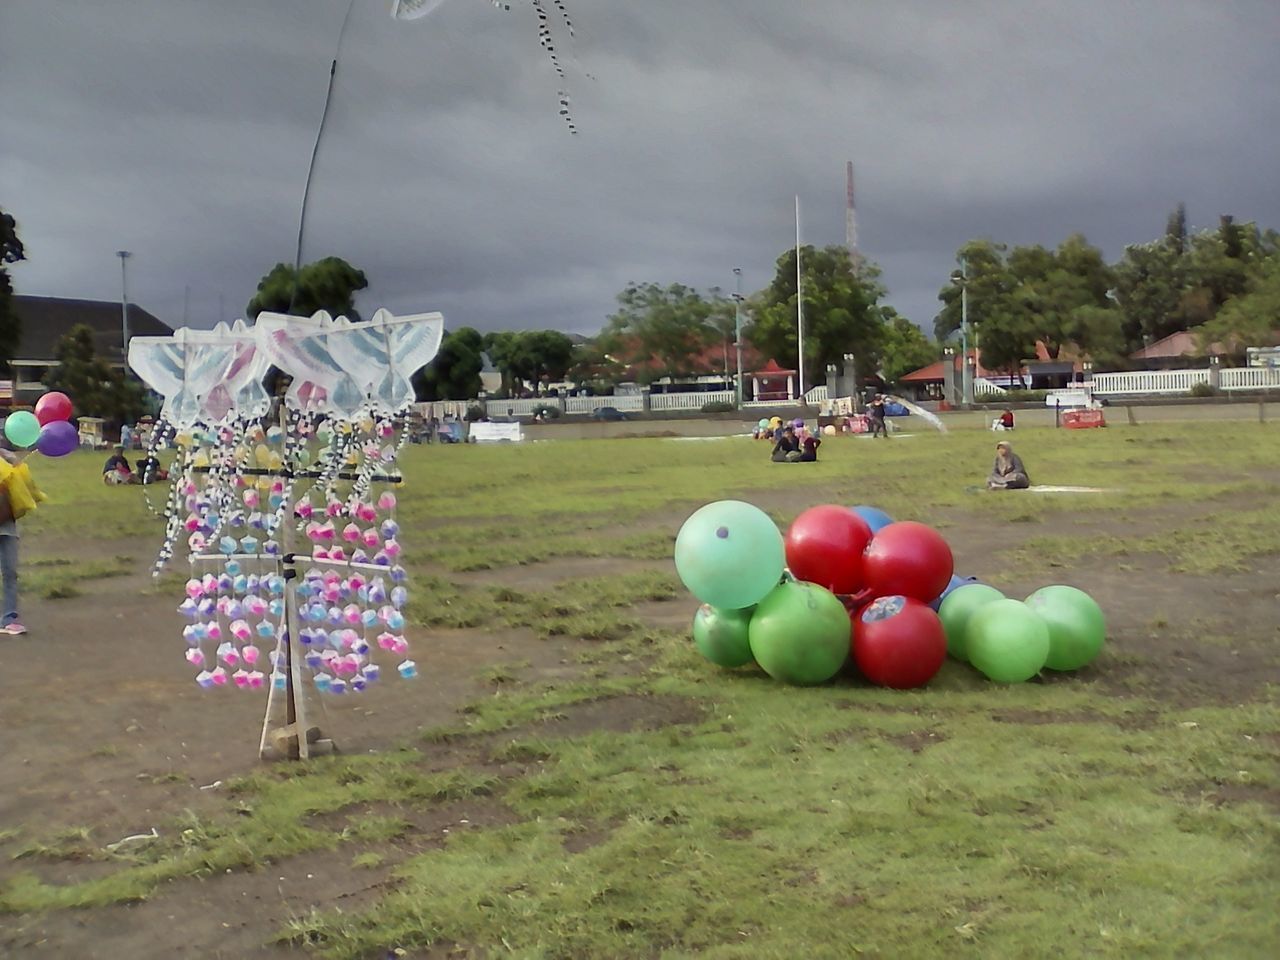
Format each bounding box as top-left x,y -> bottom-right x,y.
0,449 -> 25,634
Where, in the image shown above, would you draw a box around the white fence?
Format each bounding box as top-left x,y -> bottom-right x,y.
649,390 -> 735,412
973,377 -> 1008,398
485,398 -> 549,417
804,385 -> 828,403
1221,366 -> 1280,390
1091,366 -> 1280,396
1091,369 -> 1209,395
564,395 -> 645,414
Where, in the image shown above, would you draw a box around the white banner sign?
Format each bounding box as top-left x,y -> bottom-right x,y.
469,421 -> 523,443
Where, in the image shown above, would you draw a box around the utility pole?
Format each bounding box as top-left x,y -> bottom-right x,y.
795,195 -> 805,401
733,267 -> 744,406
116,251 -> 132,362
959,257 -> 972,406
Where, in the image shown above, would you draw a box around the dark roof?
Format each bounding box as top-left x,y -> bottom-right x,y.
11,296 -> 171,364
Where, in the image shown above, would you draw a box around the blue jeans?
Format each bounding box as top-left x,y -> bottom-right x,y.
0,535 -> 17,624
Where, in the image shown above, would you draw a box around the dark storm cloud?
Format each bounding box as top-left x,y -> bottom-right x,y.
2,0 -> 1278,337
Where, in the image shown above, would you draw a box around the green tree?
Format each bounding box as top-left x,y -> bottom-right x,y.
245,257 -> 368,320
1112,240 -> 1185,348
878,309 -> 939,383
565,342 -> 624,392
599,283 -> 720,385
481,330 -> 578,395
750,245 -> 887,383
1197,250 -> 1280,352
516,330 -> 577,387
1165,202 -> 1188,255
413,326 -> 484,401
0,207 -> 26,373
44,324 -> 146,422
933,240 -> 1015,342
938,235 -> 1124,377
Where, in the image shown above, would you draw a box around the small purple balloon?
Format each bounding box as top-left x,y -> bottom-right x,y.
36,419 -> 78,458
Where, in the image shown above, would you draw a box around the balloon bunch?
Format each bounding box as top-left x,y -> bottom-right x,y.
3,392 -> 77,457
676,501 -> 1105,688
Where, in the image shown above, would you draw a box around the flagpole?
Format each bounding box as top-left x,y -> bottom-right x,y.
795,195 -> 805,401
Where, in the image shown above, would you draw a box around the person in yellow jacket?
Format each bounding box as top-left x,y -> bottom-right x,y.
0,448 -> 46,635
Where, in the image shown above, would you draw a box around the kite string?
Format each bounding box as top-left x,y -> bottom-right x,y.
289,0 -> 359,314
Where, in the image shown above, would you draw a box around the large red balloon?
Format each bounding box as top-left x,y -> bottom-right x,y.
853,595 -> 947,688
862,521 -> 954,603
34,392 -> 73,426
785,505 -> 874,595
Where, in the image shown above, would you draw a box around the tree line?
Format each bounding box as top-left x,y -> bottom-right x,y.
937,206 -> 1280,381
2,199 -> 1275,415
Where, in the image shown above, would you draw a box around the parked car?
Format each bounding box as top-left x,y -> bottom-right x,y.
591,406 -> 628,421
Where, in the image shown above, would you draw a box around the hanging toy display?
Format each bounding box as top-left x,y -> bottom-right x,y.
128,308 -> 444,759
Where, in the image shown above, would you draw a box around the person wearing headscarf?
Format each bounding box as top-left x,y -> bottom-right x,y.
987,441 -> 1030,490
771,426 -> 801,462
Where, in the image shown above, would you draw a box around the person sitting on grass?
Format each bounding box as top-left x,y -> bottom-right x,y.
987,441 -> 1030,490
102,447 -> 140,485
798,434 -> 821,462
771,426 -> 801,462
994,407 -> 1015,431
136,453 -> 169,483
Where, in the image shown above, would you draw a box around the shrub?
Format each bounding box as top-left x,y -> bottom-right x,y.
701,401 -> 736,413
532,404 -> 561,420
1189,382 -> 1217,398
1000,389 -> 1051,402
464,404 -> 487,422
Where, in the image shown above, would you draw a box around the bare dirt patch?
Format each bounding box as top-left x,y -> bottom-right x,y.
881,729 -> 948,753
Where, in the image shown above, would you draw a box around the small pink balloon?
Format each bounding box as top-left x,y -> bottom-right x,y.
377,492 -> 397,510
242,644 -> 260,665
342,523 -> 361,543
361,529 -> 380,548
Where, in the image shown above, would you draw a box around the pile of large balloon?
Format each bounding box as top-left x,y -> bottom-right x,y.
128,309 -> 444,699
676,501 -> 1104,688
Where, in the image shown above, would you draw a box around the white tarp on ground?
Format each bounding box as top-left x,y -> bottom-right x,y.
469,422 -> 523,443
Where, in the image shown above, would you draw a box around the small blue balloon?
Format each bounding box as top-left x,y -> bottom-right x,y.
850,505 -> 894,534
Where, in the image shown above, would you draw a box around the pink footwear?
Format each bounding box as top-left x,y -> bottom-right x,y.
4,622 -> 27,636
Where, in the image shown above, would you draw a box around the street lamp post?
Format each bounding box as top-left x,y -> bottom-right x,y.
732,267 -> 744,407
116,250 -> 132,362
950,259 -> 972,406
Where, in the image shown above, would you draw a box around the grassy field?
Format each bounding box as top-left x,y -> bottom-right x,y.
2,420 -> 1279,959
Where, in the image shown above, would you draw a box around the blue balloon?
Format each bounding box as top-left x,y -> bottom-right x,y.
929,573 -> 980,612
851,505 -> 894,533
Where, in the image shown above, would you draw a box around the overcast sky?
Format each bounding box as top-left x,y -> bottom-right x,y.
3,0 -> 1279,337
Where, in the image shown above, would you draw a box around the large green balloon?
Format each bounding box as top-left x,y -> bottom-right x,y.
4,411 -> 40,449
1025,585 -> 1106,671
692,604 -> 755,668
748,580 -> 850,685
937,583 -> 1005,662
674,500 -> 785,610
966,599 -> 1050,683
